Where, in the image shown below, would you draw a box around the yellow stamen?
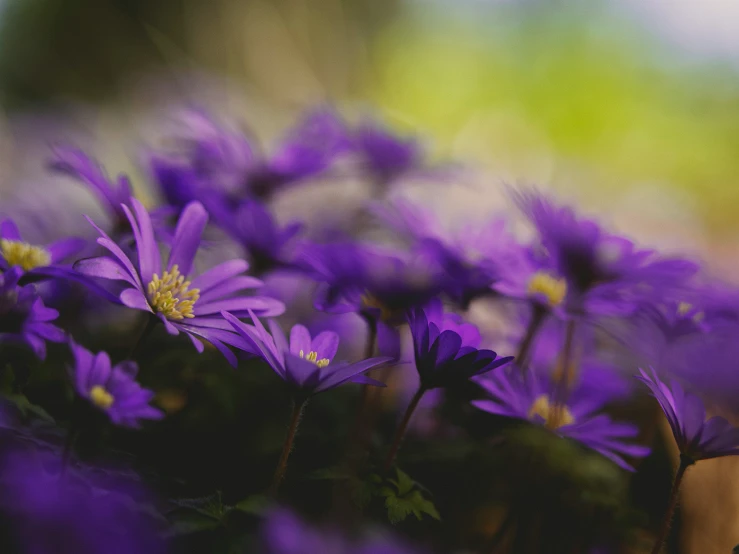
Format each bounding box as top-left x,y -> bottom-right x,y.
299,349 -> 330,368
90,385 -> 114,410
147,264 -> 200,320
0,239 -> 51,270
528,394 -> 575,429
527,272 -> 567,307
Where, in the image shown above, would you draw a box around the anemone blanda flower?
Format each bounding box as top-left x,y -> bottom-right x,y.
0,218 -> 85,277
208,198 -> 303,275
0,268 -> 65,359
408,303 -> 512,390
298,240 -> 445,359
354,119 -> 425,187
514,190 -> 698,317
472,369 -> 649,471
637,367 -> 739,462
0,450 -> 166,554
69,341 -> 163,427
222,310 -> 390,398
49,147 -> 133,227
76,198 -> 284,365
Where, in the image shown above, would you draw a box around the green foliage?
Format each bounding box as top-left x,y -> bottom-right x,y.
374,469 -> 441,524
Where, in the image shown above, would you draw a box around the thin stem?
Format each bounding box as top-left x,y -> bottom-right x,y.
269,399 -> 306,496
516,305 -> 546,376
382,386 -> 426,473
650,457 -> 691,554
127,314 -> 158,360
60,426 -> 80,479
553,319 -> 577,407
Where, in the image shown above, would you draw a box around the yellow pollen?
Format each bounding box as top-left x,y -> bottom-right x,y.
527,272 -> 567,307
299,349 -> 330,368
147,264 -> 200,320
90,385 -> 114,410
0,239 -> 51,270
528,394 -> 575,429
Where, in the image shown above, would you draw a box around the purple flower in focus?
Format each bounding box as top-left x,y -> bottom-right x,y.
0,268 -> 65,359
408,303 -> 512,390
0,451 -> 166,554
209,198 -> 303,275
473,370 -> 649,470
69,340 -> 163,427
223,310 -> 390,398
515,190 -> 698,317
637,367 -> 739,462
49,147 -> 133,227
76,198 -> 284,365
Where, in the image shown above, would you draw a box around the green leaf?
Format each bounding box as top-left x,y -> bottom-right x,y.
233,495 -> 271,516
380,469 -> 441,524
3,393 -> 55,423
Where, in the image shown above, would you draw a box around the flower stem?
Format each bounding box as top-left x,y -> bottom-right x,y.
516,304 -> 546,376
128,314 -> 158,360
650,457 -> 691,554
383,386 -> 426,473
269,399 -> 306,496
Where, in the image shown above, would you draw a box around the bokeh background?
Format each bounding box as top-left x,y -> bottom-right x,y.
1,1 -> 738,551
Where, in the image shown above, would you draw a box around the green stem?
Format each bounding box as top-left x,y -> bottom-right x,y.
127,314 -> 158,360
382,386 -> 426,473
650,456 -> 692,554
269,399 -> 306,496
516,304 -> 546,376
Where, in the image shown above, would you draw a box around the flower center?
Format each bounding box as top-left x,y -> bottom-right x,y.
299,349 -> 330,368
527,272 -> 567,307
147,265 -> 200,320
90,385 -> 114,410
528,394 -> 575,429
361,293 -> 399,322
0,240 -> 51,271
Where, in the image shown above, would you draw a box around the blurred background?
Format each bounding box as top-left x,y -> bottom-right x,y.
1,1 -> 738,551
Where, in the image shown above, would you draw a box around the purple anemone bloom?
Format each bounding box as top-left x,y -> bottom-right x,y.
355,119 -> 424,187
636,367 -> 739,462
69,340 -> 163,427
473,370 -> 649,471
223,310 -> 390,398
0,268 -> 65,359
209,198 -> 303,275
408,303 -> 512,390
76,198 -> 284,365
246,108 -> 350,198
515,190 -> 698,317
0,218 -> 86,279
49,147 -> 133,228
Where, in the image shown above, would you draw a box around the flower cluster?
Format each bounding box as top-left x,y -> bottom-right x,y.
1,105 -> 737,554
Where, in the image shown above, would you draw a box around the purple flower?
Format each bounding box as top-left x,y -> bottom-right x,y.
49,147 -> 133,227
0,268 -> 66,359
76,198 -> 284,365
247,108 -> 350,197
0,218 -> 85,277
515,190 -> 698,317
408,303 -> 512,390
0,450 -> 166,554
222,310 -> 390,398
209,198 -> 303,275
636,367 -> 739,462
299,240 -> 445,359
69,340 -> 163,427
354,119 -> 423,186
473,370 -> 649,471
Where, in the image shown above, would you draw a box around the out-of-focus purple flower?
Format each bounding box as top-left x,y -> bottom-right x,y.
637,367 -> 739,462
408,303 -> 512,390
515,190 -> 698,317
473,370 -> 649,471
49,147 -> 133,227
0,268 -> 65,359
261,508 -> 425,554
69,340 -> 163,427
76,198 -> 284,365
0,218 -> 85,276
223,310 -> 390,398
209,198 -> 303,275
298,240 -> 446,359
247,108 -> 350,198
0,450 -> 166,554
354,119 -> 424,187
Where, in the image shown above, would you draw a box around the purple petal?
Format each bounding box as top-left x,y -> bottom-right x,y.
311,331 -> 339,361
289,324 -> 312,357
167,201 -> 208,276
0,220 -> 22,240
47,237 -> 86,263
119,288 -> 152,312
74,256 -> 139,287
191,260 -> 249,292
123,199 -> 160,284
